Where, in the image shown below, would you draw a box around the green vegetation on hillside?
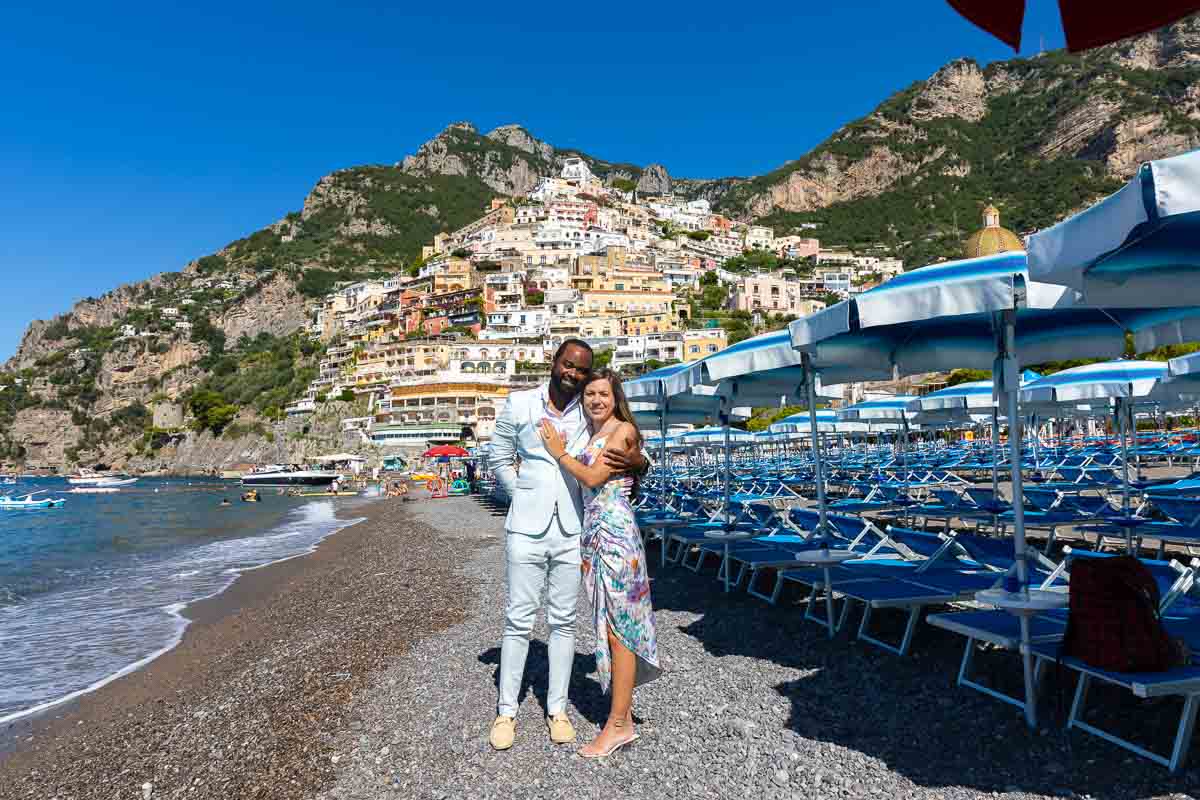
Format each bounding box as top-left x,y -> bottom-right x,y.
185,331 -> 321,434
729,50 -> 1200,268
221,169 -> 495,280
745,405 -> 807,432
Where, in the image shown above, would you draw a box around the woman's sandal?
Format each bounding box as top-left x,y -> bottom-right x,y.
578,732 -> 639,759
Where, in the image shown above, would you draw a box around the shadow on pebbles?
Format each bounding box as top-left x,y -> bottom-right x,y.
321,498 -> 1200,800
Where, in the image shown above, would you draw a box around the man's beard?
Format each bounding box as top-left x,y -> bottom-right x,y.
554,374 -> 579,394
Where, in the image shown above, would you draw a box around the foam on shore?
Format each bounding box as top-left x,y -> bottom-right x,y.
0,500 -> 365,724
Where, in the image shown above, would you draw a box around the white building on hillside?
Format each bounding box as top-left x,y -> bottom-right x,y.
483,308 -> 550,339
744,226 -> 775,250
544,288 -> 581,316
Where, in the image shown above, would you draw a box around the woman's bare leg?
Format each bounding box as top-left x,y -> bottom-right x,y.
607,626 -> 636,726
580,626 -> 637,755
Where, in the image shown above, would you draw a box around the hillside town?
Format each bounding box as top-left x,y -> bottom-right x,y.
287,157 -> 909,453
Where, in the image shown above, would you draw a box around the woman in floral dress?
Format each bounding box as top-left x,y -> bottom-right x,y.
539,368 -> 662,757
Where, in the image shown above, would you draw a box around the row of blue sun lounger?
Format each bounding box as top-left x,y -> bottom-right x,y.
632,483 -> 1200,773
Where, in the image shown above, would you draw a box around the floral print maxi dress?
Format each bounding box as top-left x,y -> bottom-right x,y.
578,435 -> 662,693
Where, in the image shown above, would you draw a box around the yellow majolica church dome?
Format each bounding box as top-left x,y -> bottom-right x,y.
964,203 -> 1023,258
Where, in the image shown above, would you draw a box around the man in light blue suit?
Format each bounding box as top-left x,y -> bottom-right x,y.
487,338 -> 643,750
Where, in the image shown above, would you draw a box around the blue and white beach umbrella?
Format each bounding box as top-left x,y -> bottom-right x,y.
790,250 -> 1200,728
667,330 -> 841,551
1019,359 -> 1168,405
912,380 -> 997,412
1169,350 -> 1200,380
623,361 -> 698,402
675,426 -> 756,445
1028,148 -> 1200,307
837,396 -> 918,421
768,410 -> 840,434
1161,352 -> 1200,420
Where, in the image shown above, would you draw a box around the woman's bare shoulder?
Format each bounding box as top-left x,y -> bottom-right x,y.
613,421 -> 638,444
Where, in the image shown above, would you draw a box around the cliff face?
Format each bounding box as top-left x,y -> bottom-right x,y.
715,16 -> 1200,237
94,338 -> 208,415
123,399 -> 370,474
216,273 -> 309,343
9,14 -> 1200,471
8,408 -> 82,466
401,122 -> 549,197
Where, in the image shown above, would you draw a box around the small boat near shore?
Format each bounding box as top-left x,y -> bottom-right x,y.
68,487 -> 122,494
241,464 -> 341,488
66,468 -> 138,487
0,491 -> 66,509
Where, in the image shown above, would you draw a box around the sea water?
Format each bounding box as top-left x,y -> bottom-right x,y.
0,478 -> 363,723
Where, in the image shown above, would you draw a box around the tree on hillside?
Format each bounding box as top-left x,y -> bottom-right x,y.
745,405 -> 806,432
699,283 -> 726,310
945,368 -> 991,387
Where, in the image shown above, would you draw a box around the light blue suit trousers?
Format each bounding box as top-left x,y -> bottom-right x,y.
497,508 -> 581,717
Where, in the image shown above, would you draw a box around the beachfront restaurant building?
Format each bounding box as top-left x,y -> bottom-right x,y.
372,379 -> 515,449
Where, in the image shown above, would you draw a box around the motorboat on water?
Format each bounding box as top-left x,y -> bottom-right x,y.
240,464 -> 341,488
66,468 -> 138,487
0,491 -> 65,509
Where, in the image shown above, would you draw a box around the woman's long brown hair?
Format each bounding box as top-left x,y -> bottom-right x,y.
582,368 -> 644,494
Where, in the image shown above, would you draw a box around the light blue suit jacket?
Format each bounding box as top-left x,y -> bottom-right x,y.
489,386 -> 590,536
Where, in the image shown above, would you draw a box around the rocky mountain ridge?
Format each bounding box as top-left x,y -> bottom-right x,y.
8,14 -> 1200,470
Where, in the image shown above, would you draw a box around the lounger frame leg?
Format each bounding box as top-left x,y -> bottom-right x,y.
856,604 -> 921,656
956,639 -> 1030,711
801,580 -> 840,638
800,567 -> 844,639
668,536 -> 688,564
746,567 -> 782,605
1065,671 -> 1200,773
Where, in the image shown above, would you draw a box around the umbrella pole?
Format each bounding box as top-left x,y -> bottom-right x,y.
722,418 -> 732,530
802,356 -> 829,540
998,309 -> 1035,729
1030,413 -> 1040,473
991,407 -> 1000,498
659,400 -> 668,513
1118,398 -> 1134,554
721,410 -> 734,593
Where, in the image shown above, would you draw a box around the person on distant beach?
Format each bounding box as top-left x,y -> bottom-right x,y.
487,339 -> 646,752
539,368 -> 661,757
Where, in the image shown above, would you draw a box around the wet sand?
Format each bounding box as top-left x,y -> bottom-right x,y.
0,497 -> 470,800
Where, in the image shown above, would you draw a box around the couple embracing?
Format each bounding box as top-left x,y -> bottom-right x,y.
488,338 -> 662,757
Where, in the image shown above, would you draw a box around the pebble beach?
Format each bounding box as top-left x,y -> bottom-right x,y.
4,495 -> 1200,799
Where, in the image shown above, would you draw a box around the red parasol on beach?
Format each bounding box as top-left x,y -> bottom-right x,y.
946,0 -> 1200,52
423,445 -> 469,458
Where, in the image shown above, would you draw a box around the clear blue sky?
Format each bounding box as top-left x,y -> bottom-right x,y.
0,0 -> 1067,360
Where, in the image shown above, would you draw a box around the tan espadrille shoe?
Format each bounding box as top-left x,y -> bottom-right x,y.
489,716 -> 516,750
546,712 -> 576,744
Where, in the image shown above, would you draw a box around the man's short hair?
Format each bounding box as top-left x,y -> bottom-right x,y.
552,338 -> 593,364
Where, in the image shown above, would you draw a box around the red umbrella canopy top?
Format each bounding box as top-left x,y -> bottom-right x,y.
946,0 -> 1200,52
423,445 -> 469,458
